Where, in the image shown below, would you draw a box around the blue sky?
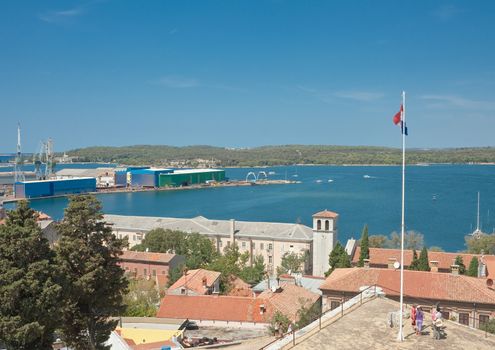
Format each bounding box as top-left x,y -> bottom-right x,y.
1,1 -> 495,152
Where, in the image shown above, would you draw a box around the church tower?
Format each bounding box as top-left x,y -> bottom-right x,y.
312,209 -> 339,277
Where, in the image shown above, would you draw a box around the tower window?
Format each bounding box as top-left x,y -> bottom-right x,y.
325,220 -> 329,231
317,220 -> 321,230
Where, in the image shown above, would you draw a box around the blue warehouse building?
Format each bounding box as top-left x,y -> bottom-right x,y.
128,168 -> 173,187
14,177 -> 97,199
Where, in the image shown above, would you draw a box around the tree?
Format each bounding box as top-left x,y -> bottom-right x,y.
269,311 -> 291,335
277,251 -> 306,276
368,235 -> 387,248
239,255 -> 266,285
358,225 -> 369,267
454,256 -> 466,275
467,257 -> 479,277
386,231 -> 424,250
326,242 -> 351,276
465,234 -> 495,255
133,229 -> 218,270
418,247 -> 431,271
55,195 -> 128,350
123,279 -> 160,317
167,264 -> 186,287
428,246 -> 444,252
0,201 -> 62,350
207,244 -> 245,293
296,298 -> 321,329
409,250 -> 420,270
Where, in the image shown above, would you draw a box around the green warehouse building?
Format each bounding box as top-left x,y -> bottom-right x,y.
158,169 -> 226,187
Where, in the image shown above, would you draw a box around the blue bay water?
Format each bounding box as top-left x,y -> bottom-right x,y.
6,165 -> 495,252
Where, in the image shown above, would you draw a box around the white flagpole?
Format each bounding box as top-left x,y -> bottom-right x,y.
397,91 -> 406,341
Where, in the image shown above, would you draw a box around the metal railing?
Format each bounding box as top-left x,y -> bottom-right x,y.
260,285 -> 378,349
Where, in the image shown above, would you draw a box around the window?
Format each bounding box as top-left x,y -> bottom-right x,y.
242,241 -> 246,248
162,270 -> 167,275
133,235 -> 136,241
219,240 -> 223,247
268,243 -> 273,250
441,311 -> 450,320
152,269 -> 156,277
252,242 -> 256,249
181,288 -> 186,295
144,268 -> 147,276
268,256 -> 273,264
260,243 -> 264,250
325,220 -> 329,231
330,301 -> 340,310
459,312 -> 469,326
479,315 -> 489,328
317,220 -> 321,230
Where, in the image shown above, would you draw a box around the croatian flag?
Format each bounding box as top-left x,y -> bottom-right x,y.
393,105 -> 407,135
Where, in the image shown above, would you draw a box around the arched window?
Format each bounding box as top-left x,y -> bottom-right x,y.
317,220 -> 321,230
325,220 -> 330,231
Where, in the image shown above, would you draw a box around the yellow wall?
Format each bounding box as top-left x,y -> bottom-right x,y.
117,327 -> 183,345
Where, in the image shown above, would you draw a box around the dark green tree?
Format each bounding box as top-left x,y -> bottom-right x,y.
358,225 -> 369,267
409,250 -> 420,270
465,234 -> 495,255
295,298 -> 321,329
167,263 -> 186,287
418,247 -> 431,271
0,201 -> 62,350
55,195 -> 128,350
467,257 -> 479,277
207,244 -> 246,292
326,242 -> 351,276
123,279 -> 160,317
454,256 -> 466,275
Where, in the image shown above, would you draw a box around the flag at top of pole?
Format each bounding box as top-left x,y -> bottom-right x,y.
392,103 -> 408,135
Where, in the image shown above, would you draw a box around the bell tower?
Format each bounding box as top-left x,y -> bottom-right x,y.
312,209 -> 339,277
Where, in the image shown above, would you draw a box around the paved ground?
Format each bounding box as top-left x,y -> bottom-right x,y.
292,297 -> 495,350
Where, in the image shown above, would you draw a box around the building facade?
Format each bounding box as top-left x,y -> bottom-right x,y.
105,210 -> 339,277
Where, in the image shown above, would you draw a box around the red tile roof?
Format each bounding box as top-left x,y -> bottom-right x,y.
312,210 -> 339,218
167,269 -> 221,295
120,250 -> 177,264
320,267 -> 495,305
157,295 -> 268,323
227,276 -> 253,297
258,283 -> 320,322
483,256 -> 495,278
352,247 -> 481,271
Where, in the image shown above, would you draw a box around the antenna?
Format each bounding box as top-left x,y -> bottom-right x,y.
14,123 -> 25,183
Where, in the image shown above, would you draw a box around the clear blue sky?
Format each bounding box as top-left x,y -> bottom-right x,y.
1,1 -> 495,152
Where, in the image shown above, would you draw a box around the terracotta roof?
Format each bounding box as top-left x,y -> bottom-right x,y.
156,295 -> 268,323
352,247 -> 482,271
167,269 -> 221,295
258,283 -> 320,322
320,268 -> 495,305
483,256 -> 495,278
312,210 -> 339,219
120,250 -> 177,264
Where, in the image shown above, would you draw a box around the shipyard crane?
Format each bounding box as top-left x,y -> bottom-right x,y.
14,123 -> 25,182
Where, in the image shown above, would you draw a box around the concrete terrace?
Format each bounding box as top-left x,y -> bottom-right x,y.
291,297 -> 495,350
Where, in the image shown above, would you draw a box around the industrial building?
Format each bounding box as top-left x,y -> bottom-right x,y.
14,177 -> 97,199
128,168 -> 173,187
158,169 -> 225,187
55,167 -> 117,187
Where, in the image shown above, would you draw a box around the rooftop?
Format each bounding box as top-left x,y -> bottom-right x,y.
104,214 -> 314,242
292,297 -> 495,350
167,269 -> 221,295
167,168 -> 224,174
253,275 -> 325,295
120,250 -> 177,264
320,268 -> 495,305
312,210 -> 339,219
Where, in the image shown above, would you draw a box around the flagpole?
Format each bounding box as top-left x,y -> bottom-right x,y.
397,90 -> 406,341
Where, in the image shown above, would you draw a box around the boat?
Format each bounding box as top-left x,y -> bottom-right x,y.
328,179 -> 333,183
470,192 -> 484,238
363,175 -> 371,179
315,180 -> 323,183
268,171 -> 276,175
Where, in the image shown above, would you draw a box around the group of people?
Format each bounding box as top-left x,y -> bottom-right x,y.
411,304 -> 444,339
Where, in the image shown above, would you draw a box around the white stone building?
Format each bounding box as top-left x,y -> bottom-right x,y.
104,209 -> 338,277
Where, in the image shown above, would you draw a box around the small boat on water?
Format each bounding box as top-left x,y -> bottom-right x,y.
315,179 -> 323,183
363,175 -> 371,179
328,179 -> 333,183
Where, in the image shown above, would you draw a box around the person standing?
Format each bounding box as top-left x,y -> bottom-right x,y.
411,304 -> 417,330
416,306 -> 424,335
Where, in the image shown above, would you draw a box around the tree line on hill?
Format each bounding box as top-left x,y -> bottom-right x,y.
0,196 -> 127,350
66,144 -> 495,167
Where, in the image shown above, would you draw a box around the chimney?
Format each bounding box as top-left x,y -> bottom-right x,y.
363,258 -> 370,269
202,277 -> 208,287
430,260 -> 439,273
451,264 -> 460,275
230,219 -> 236,244
387,258 -> 397,269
